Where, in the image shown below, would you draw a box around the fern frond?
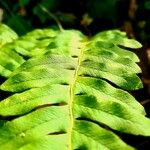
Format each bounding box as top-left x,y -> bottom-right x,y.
0,24 -> 18,47
0,25 -> 149,150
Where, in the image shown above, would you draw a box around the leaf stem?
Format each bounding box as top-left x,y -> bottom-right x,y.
68,41 -> 86,149
39,4 -> 63,31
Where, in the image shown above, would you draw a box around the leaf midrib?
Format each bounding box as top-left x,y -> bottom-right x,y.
68,41 -> 86,149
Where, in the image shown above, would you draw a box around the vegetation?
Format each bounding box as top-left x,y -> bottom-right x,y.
0,24 -> 149,150
0,0 -> 150,149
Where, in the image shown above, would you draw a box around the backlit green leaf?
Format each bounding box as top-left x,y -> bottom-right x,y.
0,25 -> 149,150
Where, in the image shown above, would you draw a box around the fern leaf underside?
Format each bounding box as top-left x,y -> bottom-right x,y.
0,24 -> 150,150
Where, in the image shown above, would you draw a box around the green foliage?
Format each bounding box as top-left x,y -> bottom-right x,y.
87,0 -> 118,22
0,24 -> 150,150
0,24 -> 22,77
0,0 -> 120,35
33,0 -> 59,23
6,15 -> 32,35
0,24 -> 18,47
0,26 -> 58,77
144,0 -> 150,9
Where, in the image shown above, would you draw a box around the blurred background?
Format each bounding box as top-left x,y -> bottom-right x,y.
0,0 -> 150,149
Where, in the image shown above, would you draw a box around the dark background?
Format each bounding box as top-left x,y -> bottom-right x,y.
0,0 -> 150,149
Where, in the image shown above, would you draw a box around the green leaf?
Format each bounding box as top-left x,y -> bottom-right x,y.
0,25 -> 57,78
0,46 -> 25,77
0,24 -> 18,47
6,15 -> 32,35
13,28 -> 58,57
93,30 -> 142,49
87,0 -> 118,22
144,1 -> 150,9
0,24 -> 24,78
33,0 -> 59,23
0,27 -> 149,150
19,0 -> 30,6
